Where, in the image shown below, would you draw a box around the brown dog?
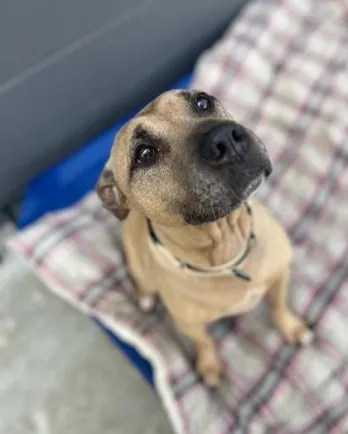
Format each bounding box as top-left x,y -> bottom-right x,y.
96,90 -> 312,386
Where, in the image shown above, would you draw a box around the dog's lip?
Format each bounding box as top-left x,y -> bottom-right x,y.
231,174 -> 265,202
244,174 -> 264,198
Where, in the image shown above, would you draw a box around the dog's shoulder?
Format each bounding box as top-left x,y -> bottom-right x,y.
250,200 -> 292,275
121,210 -> 149,259
252,200 -> 291,243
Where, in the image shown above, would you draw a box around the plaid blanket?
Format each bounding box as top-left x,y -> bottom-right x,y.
7,0 -> 348,432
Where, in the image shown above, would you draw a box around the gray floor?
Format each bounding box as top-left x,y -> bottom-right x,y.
0,221 -> 173,434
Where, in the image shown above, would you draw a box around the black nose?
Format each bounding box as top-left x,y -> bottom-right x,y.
199,122 -> 249,165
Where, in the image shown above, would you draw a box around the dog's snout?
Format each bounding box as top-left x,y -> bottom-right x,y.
199,122 -> 249,166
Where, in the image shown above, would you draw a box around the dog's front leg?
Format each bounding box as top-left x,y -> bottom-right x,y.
130,274 -> 157,313
267,269 -> 313,345
176,322 -> 222,387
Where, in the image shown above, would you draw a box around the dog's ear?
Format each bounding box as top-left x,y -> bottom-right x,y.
96,165 -> 129,220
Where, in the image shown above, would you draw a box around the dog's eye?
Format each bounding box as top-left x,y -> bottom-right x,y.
196,93 -> 211,112
134,145 -> 156,166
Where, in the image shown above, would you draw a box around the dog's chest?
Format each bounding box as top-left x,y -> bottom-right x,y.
218,285 -> 267,318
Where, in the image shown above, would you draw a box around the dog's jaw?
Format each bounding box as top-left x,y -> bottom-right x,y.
182,172 -> 266,226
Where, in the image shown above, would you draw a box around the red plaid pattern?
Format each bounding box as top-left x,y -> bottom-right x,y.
7,1 -> 348,432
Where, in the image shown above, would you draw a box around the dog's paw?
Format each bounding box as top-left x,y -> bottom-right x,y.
274,311 -> 313,346
196,354 -> 222,387
138,295 -> 156,313
201,369 -> 221,388
298,328 -> 314,346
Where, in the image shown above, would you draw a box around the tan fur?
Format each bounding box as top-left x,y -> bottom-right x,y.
97,90 -> 311,386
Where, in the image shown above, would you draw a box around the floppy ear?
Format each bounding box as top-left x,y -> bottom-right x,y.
96,165 -> 129,220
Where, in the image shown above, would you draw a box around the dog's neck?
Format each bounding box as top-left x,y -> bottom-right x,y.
151,205 -> 251,268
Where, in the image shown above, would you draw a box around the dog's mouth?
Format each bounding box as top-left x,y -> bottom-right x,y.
232,173 -> 265,202
183,173 -> 266,226
215,173 -> 265,218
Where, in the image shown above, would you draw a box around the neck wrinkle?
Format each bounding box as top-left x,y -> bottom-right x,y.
152,205 -> 250,268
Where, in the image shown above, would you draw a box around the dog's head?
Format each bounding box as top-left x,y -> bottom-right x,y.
97,90 -> 272,226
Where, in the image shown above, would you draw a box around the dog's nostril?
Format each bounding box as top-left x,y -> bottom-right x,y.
231,125 -> 246,143
206,142 -> 226,161
215,142 -> 226,160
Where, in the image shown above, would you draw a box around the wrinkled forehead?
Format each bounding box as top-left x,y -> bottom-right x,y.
141,89 -> 230,120
139,89 -> 194,124
118,91 -> 192,140
117,89 -> 229,145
